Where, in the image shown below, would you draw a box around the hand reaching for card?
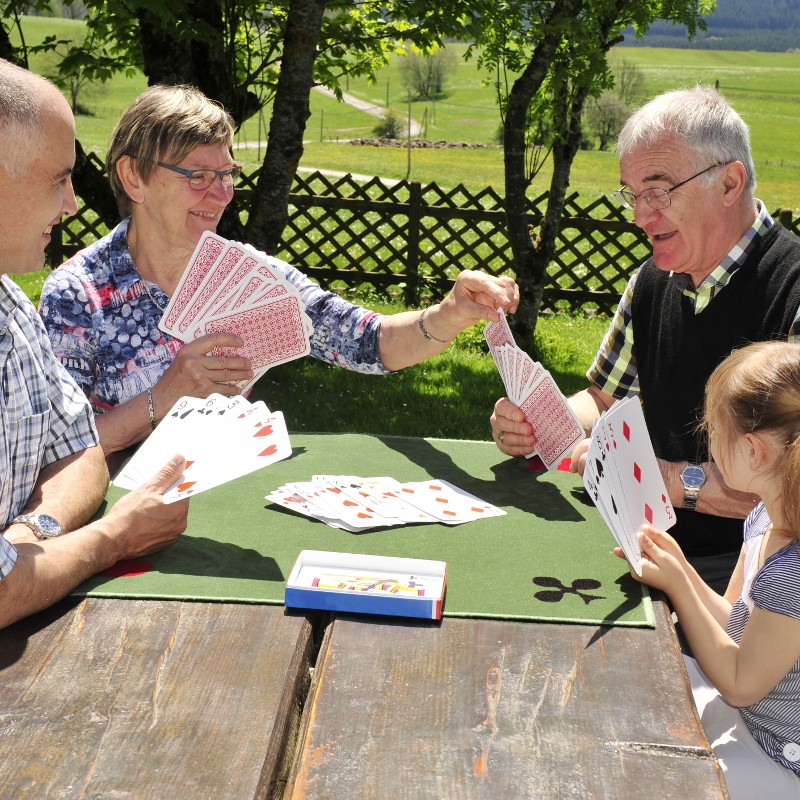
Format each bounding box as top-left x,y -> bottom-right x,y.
433,272 -> 519,340
153,333 -> 253,418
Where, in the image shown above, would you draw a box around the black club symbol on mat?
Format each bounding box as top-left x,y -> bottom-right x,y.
532,576 -> 605,605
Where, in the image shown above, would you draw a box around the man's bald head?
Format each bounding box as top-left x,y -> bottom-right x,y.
0,59 -> 65,178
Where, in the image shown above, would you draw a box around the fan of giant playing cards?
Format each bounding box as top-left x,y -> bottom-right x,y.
582,397 -> 676,575
114,394 -> 292,503
159,232 -> 312,393
484,313 -> 584,469
267,476 -> 506,532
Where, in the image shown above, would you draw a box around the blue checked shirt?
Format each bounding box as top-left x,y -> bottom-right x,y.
588,203 -> 800,398
0,276 -> 98,572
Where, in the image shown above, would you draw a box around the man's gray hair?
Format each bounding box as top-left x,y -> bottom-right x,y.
616,86 -> 756,203
0,59 -> 50,179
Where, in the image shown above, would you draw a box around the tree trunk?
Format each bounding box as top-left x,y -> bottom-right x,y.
245,0 -> 328,254
503,0 -> 584,348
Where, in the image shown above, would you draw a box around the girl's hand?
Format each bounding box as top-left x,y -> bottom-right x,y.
614,525 -> 690,594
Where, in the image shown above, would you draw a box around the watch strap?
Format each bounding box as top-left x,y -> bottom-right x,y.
683,487 -> 700,511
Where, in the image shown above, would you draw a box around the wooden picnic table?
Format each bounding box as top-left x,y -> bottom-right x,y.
0,433 -> 729,798
0,598 -> 314,799
286,602 -> 729,799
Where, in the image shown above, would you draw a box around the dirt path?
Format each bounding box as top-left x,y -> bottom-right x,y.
312,85 -> 422,137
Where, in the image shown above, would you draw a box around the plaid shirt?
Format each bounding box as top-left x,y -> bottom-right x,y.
0,535 -> 16,581
0,276 -> 98,541
39,219 -> 389,414
588,203 -> 800,398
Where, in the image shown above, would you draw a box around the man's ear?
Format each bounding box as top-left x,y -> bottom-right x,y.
720,160 -> 747,208
116,155 -> 144,205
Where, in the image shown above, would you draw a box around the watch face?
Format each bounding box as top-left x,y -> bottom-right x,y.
31,514 -> 63,537
682,465 -> 706,489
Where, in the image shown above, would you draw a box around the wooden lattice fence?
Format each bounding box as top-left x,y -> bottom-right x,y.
50,162 -> 800,316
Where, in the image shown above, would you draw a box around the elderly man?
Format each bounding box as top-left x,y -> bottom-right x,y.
491,86 -> 800,591
0,58 -> 188,629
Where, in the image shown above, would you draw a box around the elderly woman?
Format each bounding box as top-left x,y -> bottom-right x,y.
39,85 -> 518,456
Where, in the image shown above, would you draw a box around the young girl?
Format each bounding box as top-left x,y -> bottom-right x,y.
622,340 -> 800,800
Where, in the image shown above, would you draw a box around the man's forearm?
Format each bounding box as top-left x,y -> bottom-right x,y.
19,445 -> 109,531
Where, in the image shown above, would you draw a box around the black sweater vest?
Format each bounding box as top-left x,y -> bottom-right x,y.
631,223 -> 800,556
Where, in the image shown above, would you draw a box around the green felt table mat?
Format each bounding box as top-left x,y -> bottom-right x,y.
73,433 -> 654,627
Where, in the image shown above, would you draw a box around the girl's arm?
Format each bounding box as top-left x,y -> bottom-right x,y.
620,526 -> 737,625
637,529 -> 800,707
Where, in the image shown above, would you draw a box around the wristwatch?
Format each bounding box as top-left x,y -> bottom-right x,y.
680,463 -> 706,511
11,513 -> 64,539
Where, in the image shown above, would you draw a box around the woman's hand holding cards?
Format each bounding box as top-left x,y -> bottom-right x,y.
154,333 -> 253,416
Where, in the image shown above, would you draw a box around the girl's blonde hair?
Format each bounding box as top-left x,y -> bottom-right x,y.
702,341 -> 800,537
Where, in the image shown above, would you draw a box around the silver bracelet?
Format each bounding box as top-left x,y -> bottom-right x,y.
418,307 -> 451,344
146,388 -> 157,430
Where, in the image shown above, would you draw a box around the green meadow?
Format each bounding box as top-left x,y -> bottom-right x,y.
10,18 -> 800,438
14,17 -> 800,210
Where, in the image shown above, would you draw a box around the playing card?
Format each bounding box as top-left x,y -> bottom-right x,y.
203,295 -> 311,389
172,242 -> 248,340
602,397 -> 676,533
160,232 -> 228,336
393,479 -> 506,524
113,395 -> 209,489
583,419 -> 641,573
162,409 -> 292,502
321,476 -> 439,525
517,372 -> 584,469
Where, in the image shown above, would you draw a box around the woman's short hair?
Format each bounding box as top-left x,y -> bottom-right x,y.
616,86 -> 757,203
107,84 -> 235,216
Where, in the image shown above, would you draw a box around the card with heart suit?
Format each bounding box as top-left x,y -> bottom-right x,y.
582,397 -> 676,575
484,313 -> 584,469
158,232 -> 312,392
266,476 -> 506,531
113,394 -> 292,503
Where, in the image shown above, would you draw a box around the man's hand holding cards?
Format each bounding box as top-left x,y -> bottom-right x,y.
159,232 -> 313,393
582,397 -> 676,575
484,312 -> 584,469
114,394 -> 292,502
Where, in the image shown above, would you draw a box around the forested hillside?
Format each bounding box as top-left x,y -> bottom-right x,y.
621,0 -> 800,51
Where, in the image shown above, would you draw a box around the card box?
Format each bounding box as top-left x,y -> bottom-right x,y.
285,550 -> 447,620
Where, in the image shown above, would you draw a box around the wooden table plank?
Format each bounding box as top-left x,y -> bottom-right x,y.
0,599 -> 315,800
285,601 -> 728,799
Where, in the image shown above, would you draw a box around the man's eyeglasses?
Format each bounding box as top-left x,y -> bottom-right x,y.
157,161 -> 242,191
614,162 -> 728,211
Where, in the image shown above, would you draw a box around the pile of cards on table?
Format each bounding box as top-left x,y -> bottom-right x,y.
159,232 -> 312,393
267,476 -> 506,532
114,393 -> 291,503
582,397 -> 676,575
484,312 -> 584,469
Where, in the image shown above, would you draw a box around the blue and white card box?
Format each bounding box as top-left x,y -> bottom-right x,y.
285,550 -> 447,620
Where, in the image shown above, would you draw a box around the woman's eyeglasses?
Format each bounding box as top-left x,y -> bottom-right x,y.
157,161 -> 242,191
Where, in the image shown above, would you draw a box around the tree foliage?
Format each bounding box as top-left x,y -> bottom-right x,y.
450,0 -> 714,343
398,44 -> 457,100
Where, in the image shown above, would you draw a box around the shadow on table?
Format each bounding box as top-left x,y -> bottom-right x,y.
82,535 -> 284,589
380,435 -> 586,522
